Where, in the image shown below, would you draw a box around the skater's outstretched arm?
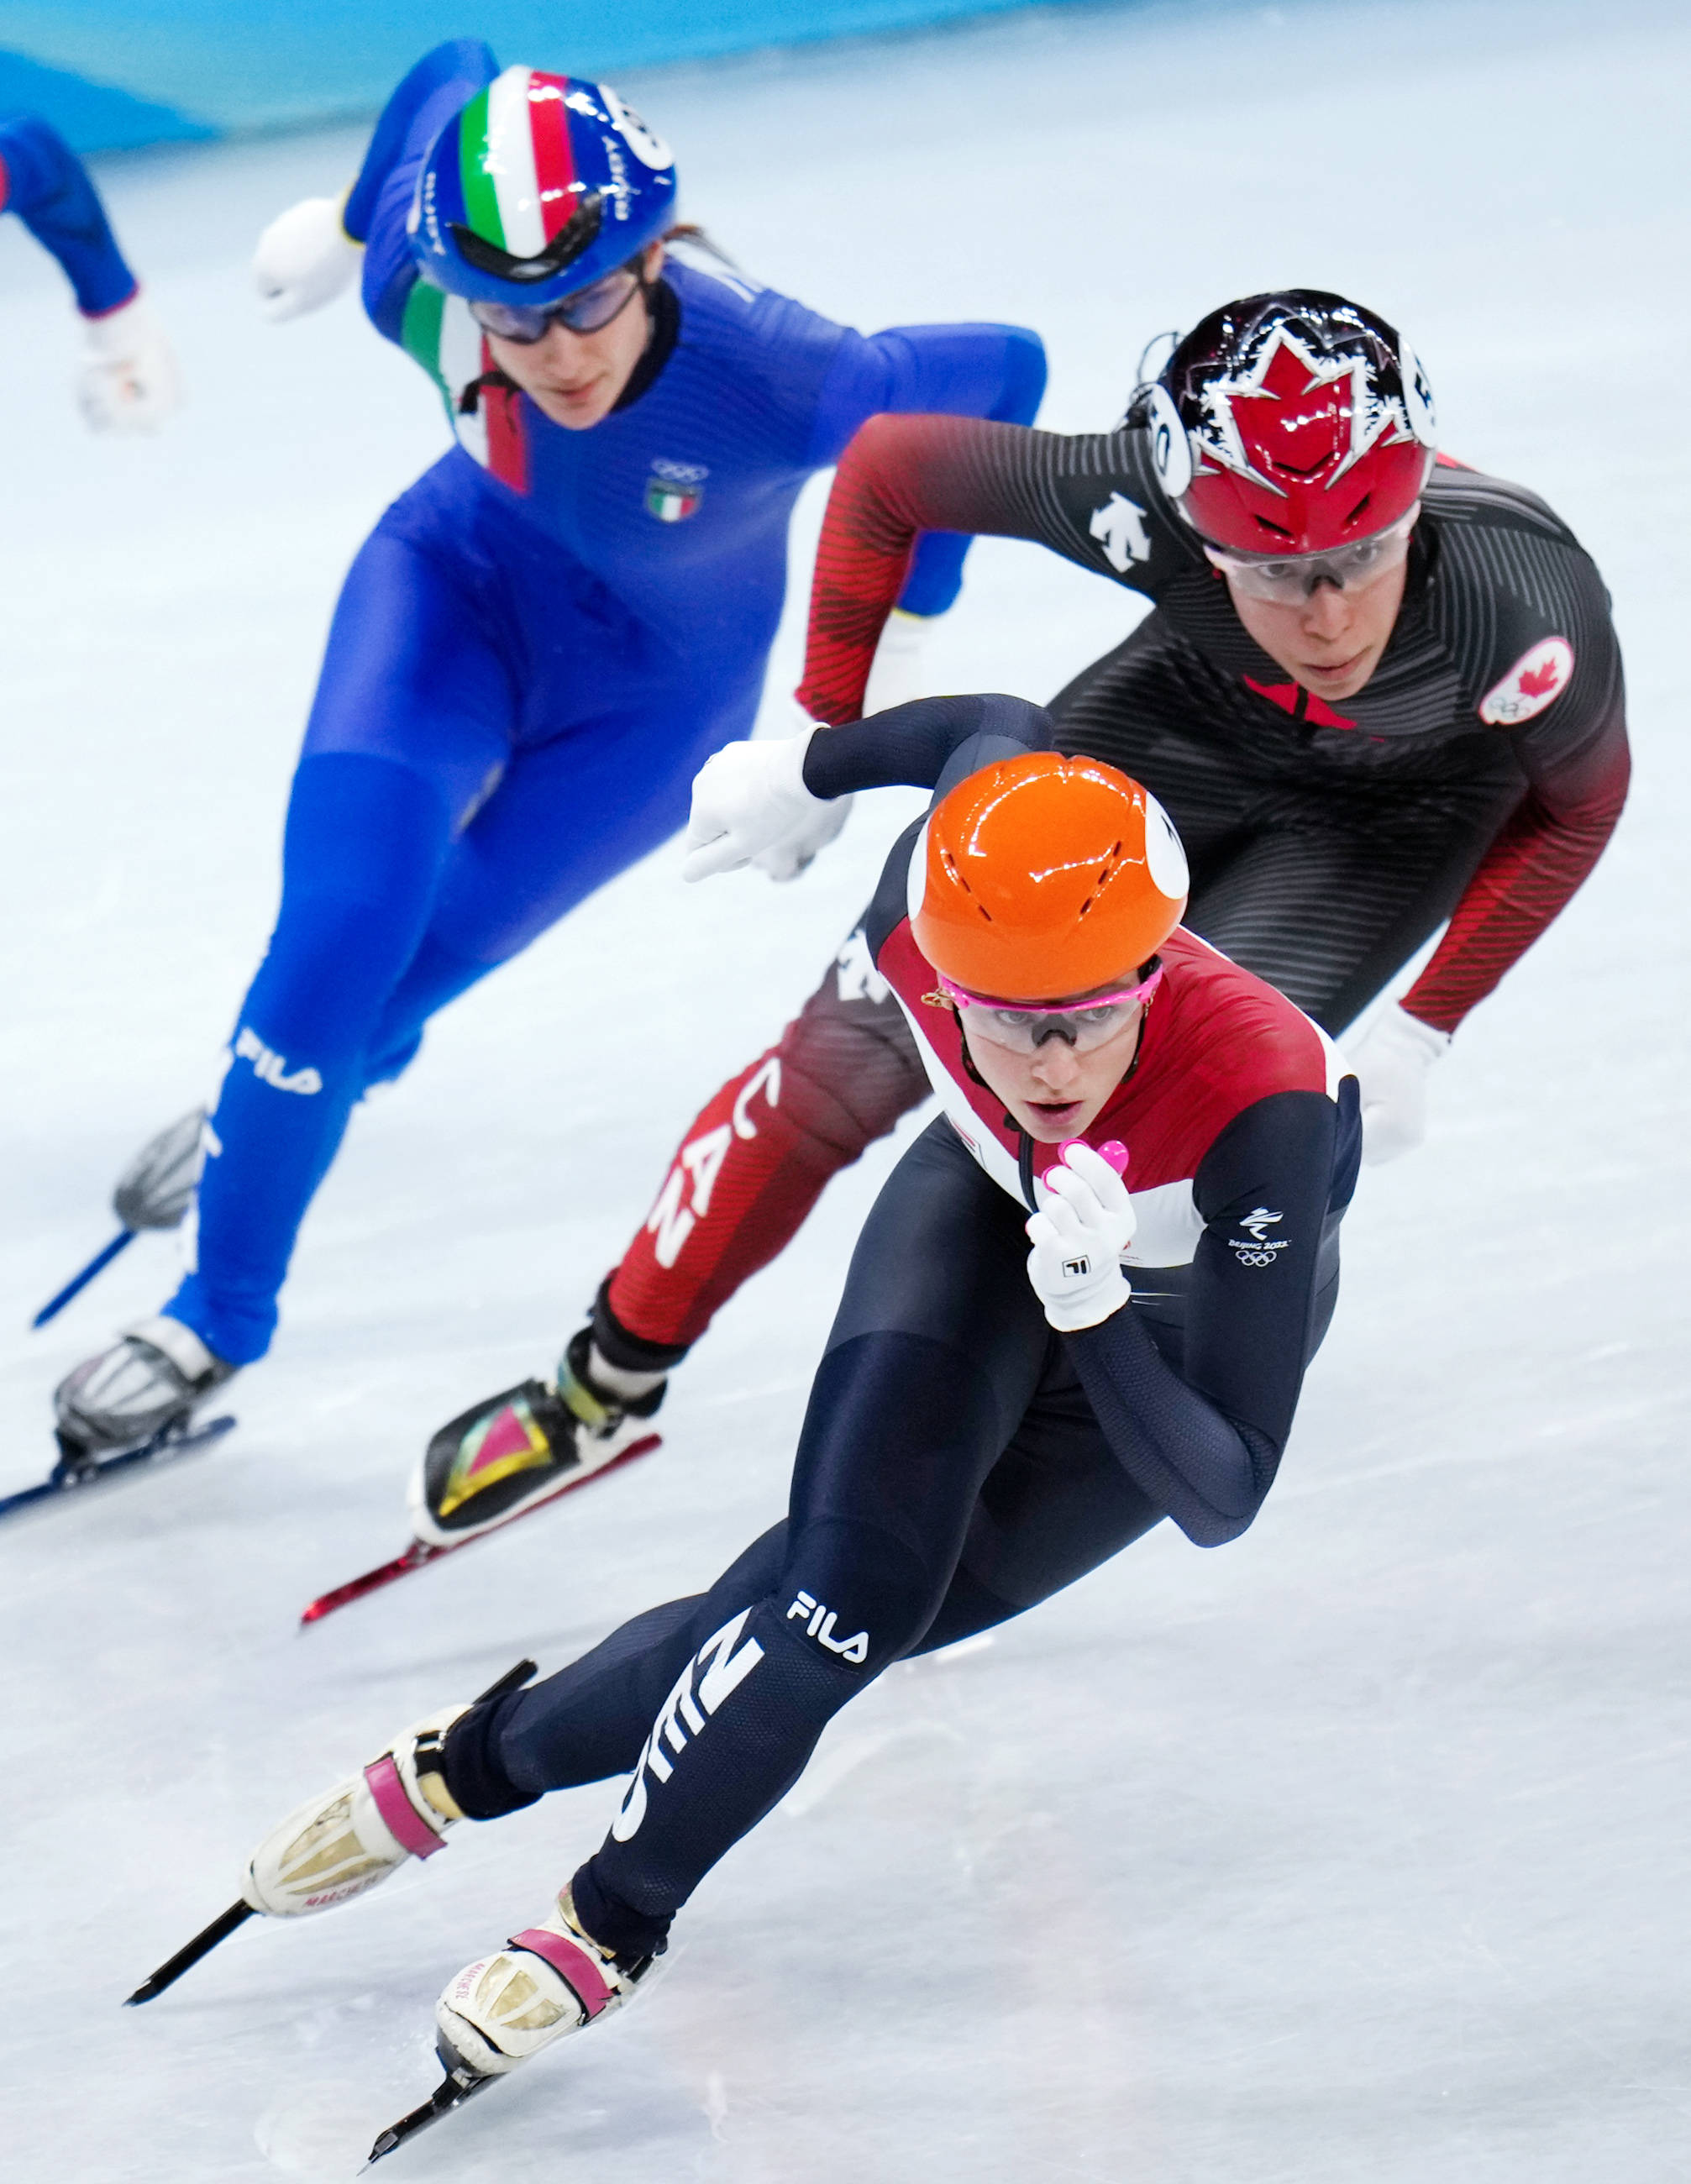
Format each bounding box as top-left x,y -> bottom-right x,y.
343,40 -> 500,246
805,318 -> 1048,627
796,413 -> 1169,723
350,40 -> 502,342
0,114 -> 136,314
684,690 -> 1051,881
1398,535 -> 1629,1035
0,115 -> 177,432
252,42 -> 500,333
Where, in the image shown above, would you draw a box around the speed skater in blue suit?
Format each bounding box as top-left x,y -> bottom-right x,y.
0,111 -> 178,430
52,43 -> 1046,1463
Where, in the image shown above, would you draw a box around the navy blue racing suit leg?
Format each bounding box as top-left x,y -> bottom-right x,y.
443,1121 -> 1173,1957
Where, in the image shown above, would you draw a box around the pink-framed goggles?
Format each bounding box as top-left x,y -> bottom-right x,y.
929,963 -> 1163,1054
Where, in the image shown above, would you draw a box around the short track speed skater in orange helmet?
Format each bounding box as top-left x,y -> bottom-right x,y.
910,752 -> 1189,1003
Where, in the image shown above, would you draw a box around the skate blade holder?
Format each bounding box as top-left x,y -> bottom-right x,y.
364,2058 -> 497,2166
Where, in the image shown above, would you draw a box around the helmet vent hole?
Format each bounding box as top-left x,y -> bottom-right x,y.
943,849 -> 974,897
1346,491 -> 1373,528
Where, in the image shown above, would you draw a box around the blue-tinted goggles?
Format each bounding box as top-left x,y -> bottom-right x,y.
469,262 -> 644,344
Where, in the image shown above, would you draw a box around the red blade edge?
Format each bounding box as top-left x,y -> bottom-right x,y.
298,1432 -> 661,1626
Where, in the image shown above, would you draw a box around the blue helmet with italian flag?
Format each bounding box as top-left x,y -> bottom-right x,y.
410,66 -> 677,307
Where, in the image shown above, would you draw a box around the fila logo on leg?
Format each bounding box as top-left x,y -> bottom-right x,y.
612,1610 -> 765,1842
234,1025 -> 322,1095
786,1591 -> 869,1665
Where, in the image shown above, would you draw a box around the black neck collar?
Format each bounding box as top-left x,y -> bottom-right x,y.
612,276 -> 680,415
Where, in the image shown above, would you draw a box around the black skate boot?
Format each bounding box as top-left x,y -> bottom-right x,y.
409,1330 -> 664,1547
53,1314 -> 238,1466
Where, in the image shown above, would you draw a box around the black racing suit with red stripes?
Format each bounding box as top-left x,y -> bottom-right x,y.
443,694 -> 1362,1963
595,424 -> 1627,1370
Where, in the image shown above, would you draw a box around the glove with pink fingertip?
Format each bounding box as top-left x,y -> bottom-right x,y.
1024,1141 -> 1134,1331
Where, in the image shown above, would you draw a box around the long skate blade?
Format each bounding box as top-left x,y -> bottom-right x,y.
31,1229 -> 135,1328
0,1414 -> 237,1523
364,2066 -> 498,2166
125,1899 -> 255,2004
299,1432 -> 661,1627
298,1541 -> 442,1623
470,1657 -> 538,1706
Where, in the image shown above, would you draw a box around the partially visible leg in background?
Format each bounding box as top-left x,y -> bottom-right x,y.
162,522 -> 516,1364
170,522 -> 766,1368
599,932 -> 932,1370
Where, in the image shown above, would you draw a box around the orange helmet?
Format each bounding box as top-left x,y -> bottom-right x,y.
910,753 -> 1189,1000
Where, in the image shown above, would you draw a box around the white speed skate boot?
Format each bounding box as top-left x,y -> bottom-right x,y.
242,1661 -> 535,1918
53,1315 -> 237,1464
435,1884 -> 660,2078
410,1328 -> 664,1547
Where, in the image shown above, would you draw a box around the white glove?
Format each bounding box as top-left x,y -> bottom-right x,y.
683,719 -> 850,884
749,694 -> 852,879
1025,1142 -> 1136,1331
253,193 -> 361,322
77,294 -> 180,433
1347,1003 -> 1451,1166
752,780 -> 853,881
862,608 -> 939,716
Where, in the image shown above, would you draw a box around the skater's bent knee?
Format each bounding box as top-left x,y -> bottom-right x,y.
246,890 -> 432,1053
777,1006 -> 927,1153
778,1518 -> 942,1677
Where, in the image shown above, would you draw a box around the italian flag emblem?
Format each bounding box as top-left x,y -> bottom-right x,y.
460,67 -> 584,256
645,460 -> 706,522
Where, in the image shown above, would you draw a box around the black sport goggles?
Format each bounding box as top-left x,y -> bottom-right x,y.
468,257 -> 647,345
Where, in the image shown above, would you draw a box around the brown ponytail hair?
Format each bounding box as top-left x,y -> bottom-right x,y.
660,222 -> 741,275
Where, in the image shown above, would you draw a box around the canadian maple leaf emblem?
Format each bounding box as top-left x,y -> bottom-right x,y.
1478,636 -> 1575,726
1516,658 -> 1563,699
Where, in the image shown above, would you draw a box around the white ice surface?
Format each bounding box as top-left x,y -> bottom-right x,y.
2,2 -> 1689,2177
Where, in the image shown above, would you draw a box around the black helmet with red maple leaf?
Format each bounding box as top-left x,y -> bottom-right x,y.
1143,291 -> 1437,557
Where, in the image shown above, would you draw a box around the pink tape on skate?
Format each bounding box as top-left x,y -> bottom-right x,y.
510,1925 -> 617,2018
465,1404 -> 535,1476
362,1755 -> 445,1859
1058,1138 -> 1129,1176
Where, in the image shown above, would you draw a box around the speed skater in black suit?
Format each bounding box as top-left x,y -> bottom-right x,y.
184,691 -> 1358,2118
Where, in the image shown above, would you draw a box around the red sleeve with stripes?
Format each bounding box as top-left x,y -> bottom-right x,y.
1403,685 -> 1630,1033
796,412 -> 1078,723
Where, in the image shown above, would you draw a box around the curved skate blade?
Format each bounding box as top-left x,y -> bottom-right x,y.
364,2064 -> 497,2166
31,1228 -> 134,1328
0,1414 -> 237,1523
300,1432 -> 661,1625
126,1899 -> 255,2004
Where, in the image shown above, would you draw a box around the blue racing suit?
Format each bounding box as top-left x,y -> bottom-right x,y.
166,41 -> 1047,1363
0,114 -> 138,313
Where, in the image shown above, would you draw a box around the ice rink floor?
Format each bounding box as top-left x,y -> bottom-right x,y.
2,1 -> 1688,2177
